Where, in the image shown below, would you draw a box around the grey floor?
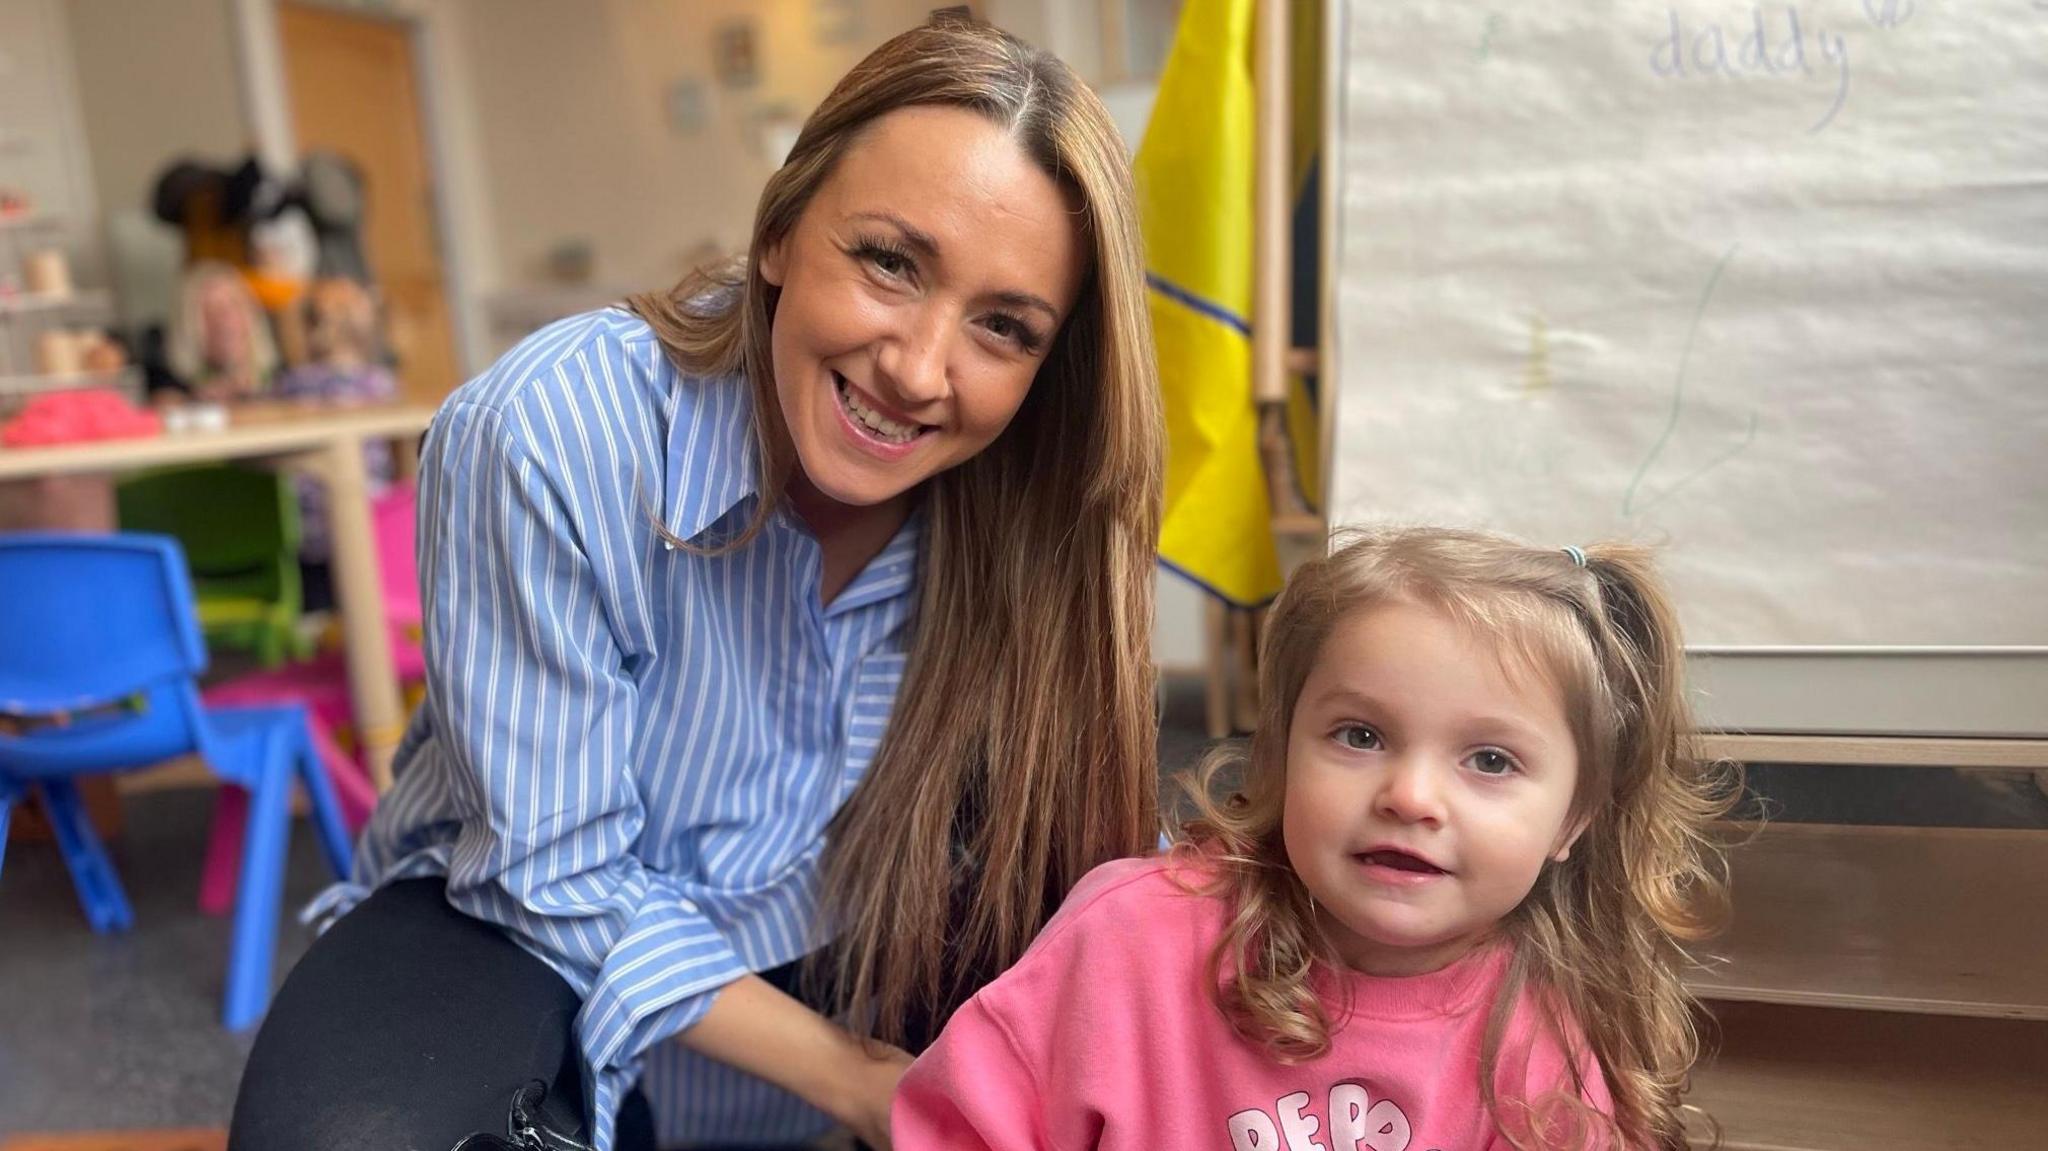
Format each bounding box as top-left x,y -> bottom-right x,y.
3,676 -> 2044,1135
0,785 -> 329,1134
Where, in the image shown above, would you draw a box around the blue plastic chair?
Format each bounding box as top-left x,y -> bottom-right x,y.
0,533 -> 354,1031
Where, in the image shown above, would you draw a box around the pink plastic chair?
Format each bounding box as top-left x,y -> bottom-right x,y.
196,481 -> 421,915
369,473 -> 424,679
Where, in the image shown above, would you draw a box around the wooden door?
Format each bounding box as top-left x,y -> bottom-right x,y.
278,2 -> 459,403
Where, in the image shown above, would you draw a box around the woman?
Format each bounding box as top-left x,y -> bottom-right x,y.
229,15 -> 1160,1151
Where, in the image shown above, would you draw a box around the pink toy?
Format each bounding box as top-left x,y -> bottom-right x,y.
0,389 -> 162,447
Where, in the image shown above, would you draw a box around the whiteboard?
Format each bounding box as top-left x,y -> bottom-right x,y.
1323,1 -> 2048,737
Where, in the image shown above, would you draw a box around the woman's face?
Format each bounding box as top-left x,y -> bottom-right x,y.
760,104 -> 1088,512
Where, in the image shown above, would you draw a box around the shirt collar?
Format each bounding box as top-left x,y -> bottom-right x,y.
823,502 -> 927,618
662,367 -> 762,545
659,363 -> 925,616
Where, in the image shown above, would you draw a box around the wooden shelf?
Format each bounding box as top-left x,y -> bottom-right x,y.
0,288 -> 112,317
1700,733 -> 2048,770
1691,824 -> 2048,1020
0,367 -> 139,396
1687,1001 -> 2048,1149
1272,512 -> 1324,538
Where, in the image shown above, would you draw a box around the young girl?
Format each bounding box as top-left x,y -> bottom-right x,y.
892,526 -> 1736,1151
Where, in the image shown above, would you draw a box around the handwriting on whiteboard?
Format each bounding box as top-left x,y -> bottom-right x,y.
1650,6 -> 1854,132
1477,13 -> 1505,61
1650,1 -> 1920,133
1859,0 -> 1914,28
1624,245 -> 1760,518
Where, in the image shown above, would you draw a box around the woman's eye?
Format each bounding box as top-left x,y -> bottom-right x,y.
852,237 -> 915,281
1467,749 -> 1520,776
1336,725 -> 1381,751
983,313 -> 1043,353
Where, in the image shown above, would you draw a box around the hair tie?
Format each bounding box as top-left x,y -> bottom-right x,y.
1561,545 -> 1588,568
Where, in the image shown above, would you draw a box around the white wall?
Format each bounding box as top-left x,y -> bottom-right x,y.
62,0 -> 255,330
64,0 -> 243,242
3,0 -> 106,285
450,0 -> 932,296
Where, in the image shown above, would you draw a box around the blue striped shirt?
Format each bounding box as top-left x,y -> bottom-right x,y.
311,308 -> 922,1149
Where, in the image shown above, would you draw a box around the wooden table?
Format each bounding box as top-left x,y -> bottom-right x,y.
0,403 -> 436,790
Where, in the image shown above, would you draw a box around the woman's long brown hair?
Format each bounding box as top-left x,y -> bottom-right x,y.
627,14 -> 1162,1045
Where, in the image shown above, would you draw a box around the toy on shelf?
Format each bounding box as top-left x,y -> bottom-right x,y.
299,152 -> 371,285
21,249 -> 71,298
167,261 -> 277,401
0,388 -> 161,447
245,207 -> 316,318
33,329 -> 127,378
275,278 -> 398,565
152,159 -> 262,270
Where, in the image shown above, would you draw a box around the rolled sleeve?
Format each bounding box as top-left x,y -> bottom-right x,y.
419,399 -> 745,1149
576,874 -> 750,1074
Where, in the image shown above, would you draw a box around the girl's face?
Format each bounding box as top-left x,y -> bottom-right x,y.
1281,599 -> 1586,977
760,104 -> 1087,517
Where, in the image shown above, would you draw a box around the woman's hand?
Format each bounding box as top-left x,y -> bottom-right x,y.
681,976 -> 916,1149
833,1039 -> 915,1149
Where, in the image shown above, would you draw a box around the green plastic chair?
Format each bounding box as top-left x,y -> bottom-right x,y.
116,465 -> 310,668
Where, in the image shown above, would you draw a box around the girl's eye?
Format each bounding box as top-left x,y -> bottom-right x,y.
1336,724 -> 1382,751
1466,748 -> 1521,777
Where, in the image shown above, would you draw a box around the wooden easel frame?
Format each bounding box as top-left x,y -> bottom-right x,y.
1201,0 -> 1324,739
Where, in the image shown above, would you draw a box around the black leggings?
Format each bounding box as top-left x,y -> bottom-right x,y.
228,879 -> 811,1151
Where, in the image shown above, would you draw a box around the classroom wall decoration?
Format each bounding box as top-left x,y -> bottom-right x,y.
714,20 -> 760,88
1324,2 -> 2047,734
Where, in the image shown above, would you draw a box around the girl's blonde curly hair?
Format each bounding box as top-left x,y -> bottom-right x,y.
1176,526 -> 1738,1150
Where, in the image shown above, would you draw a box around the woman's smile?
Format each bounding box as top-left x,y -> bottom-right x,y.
832,369 -> 933,457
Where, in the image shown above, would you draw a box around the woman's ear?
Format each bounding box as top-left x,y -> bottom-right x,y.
758,235 -> 788,288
